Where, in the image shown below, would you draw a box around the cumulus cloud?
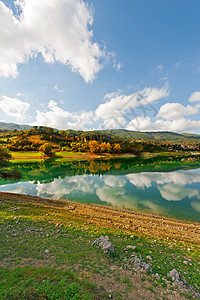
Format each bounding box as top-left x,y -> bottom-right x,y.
31,100 -> 94,130
189,91 -> 200,103
0,96 -> 30,120
28,85 -> 200,132
95,86 -> 169,129
157,103 -> 198,120
0,0 -> 106,82
126,115 -> 200,132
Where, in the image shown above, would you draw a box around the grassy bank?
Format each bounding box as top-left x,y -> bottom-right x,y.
0,192 -> 200,299
10,151 -> 125,163
10,150 -> 200,163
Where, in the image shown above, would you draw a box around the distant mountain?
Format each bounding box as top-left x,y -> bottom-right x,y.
0,122 -> 200,143
66,129 -> 200,143
0,122 -> 32,131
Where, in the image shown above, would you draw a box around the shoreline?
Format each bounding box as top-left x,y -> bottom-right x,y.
10,150 -> 200,163
1,191 -> 199,244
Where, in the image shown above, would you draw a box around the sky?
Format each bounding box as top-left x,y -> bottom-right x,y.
0,0 -> 200,133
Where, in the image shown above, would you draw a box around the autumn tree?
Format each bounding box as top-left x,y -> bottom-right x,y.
89,141 -> 100,153
113,143 -> 121,153
105,142 -> 112,153
100,142 -> 107,153
40,143 -> 54,157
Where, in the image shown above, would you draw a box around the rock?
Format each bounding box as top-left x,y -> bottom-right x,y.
168,269 -> 182,283
92,236 -> 114,253
168,269 -> 200,298
44,249 -> 50,255
133,256 -> 152,273
126,245 -> 136,250
146,255 -> 153,261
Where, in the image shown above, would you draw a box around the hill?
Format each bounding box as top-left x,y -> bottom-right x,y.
0,122 -> 32,131
66,129 -> 200,143
0,122 -> 200,144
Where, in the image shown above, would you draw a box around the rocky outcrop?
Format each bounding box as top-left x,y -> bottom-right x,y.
92,236 -> 114,253
168,269 -> 200,298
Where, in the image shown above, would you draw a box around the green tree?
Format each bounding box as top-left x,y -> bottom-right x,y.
0,145 -> 12,167
40,143 -> 54,157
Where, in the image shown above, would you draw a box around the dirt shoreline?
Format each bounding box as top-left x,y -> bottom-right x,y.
1,191 -> 199,244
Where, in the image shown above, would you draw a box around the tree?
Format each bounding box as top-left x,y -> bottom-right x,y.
113,143 -> 121,153
0,145 -> 12,167
105,142 -> 112,153
89,141 -> 100,153
100,142 -> 107,153
40,143 -> 54,157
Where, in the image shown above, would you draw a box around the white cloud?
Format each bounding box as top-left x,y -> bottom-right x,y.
126,115 -> 200,132
0,96 -> 30,120
189,91 -> 200,103
95,86 -> 169,129
113,61 -> 122,71
31,100 -> 93,130
0,0 -> 106,82
156,64 -> 163,71
26,85 -> 200,132
157,103 -> 198,120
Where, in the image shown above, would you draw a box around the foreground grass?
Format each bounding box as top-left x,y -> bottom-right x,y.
0,197 -> 200,299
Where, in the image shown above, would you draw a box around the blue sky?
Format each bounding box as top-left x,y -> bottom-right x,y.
0,0 -> 200,132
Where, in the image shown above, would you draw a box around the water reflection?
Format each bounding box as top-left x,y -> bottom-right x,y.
0,156 -> 200,222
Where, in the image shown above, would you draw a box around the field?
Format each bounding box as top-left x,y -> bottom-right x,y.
0,192 -> 200,299
10,150 -> 200,164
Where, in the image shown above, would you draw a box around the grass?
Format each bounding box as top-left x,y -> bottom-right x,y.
11,152 -> 43,163
10,151 -> 93,163
0,197 -> 200,299
0,268 -> 98,300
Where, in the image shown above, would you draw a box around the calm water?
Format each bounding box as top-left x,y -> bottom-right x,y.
0,156 -> 200,222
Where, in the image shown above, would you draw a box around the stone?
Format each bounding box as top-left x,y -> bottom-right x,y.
126,245 -> 136,250
44,249 -> 50,255
92,236 -> 114,253
133,256 -> 152,273
168,269 -> 181,283
146,255 -> 153,261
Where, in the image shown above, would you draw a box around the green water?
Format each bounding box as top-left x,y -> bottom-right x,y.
0,155 -> 200,222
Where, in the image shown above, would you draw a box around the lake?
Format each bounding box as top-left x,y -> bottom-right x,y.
0,155 -> 200,222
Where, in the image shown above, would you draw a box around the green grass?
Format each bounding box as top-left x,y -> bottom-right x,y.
0,267 -> 98,300
11,152 -> 42,157
10,151 -> 87,163
0,198 -> 199,299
